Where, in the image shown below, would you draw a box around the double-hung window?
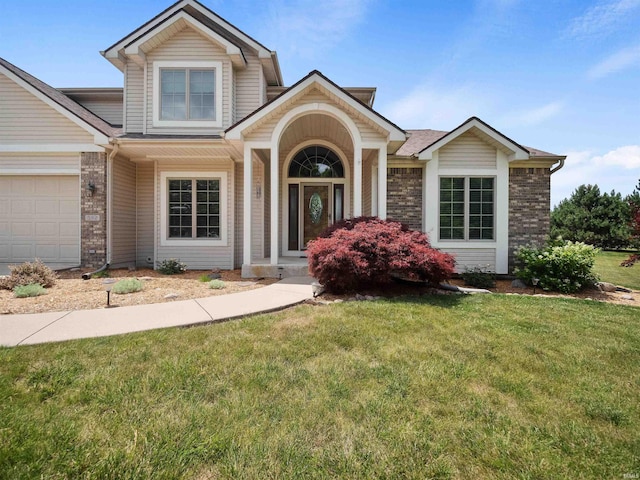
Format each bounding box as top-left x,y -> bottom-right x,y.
439,177 -> 494,240
160,172 -> 228,246
153,61 -> 222,127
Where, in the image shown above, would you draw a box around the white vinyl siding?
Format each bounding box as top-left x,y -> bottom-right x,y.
444,248 -> 497,273
0,175 -> 80,264
234,50 -> 263,122
136,162 -> 155,267
439,131 -> 497,169
125,61 -> 145,133
0,74 -> 94,144
146,27 -> 232,134
74,100 -> 123,126
0,153 -> 79,174
111,156 -> 136,266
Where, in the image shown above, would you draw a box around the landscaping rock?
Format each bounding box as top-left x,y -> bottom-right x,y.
139,276 -> 153,281
164,293 -> 180,299
511,279 -> 528,289
621,295 -> 634,301
208,272 -> 222,280
596,282 -> 617,292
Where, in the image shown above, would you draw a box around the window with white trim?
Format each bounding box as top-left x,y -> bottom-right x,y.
439,177 -> 494,240
160,69 -> 215,121
153,61 -> 223,127
160,171 -> 227,246
168,178 -> 220,239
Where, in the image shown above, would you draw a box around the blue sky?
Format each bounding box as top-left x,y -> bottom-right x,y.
1,0 -> 639,206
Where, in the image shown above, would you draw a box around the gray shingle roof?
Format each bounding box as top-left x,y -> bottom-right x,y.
0,56 -> 120,138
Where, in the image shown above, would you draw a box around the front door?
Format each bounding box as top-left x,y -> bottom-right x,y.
303,184 -> 330,246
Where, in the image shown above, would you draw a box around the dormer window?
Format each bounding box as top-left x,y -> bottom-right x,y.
153,61 -> 222,127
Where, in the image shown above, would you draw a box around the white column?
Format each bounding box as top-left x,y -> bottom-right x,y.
353,146 -> 362,216
243,144 -> 253,265
270,144 -> 279,265
377,147 -> 387,219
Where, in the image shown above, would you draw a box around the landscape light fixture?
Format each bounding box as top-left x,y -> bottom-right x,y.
532,277 -> 539,295
103,279 -> 115,307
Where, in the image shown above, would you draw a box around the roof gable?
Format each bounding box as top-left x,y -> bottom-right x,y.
225,70 -> 406,144
102,0 -> 282,85
417,117 -> 529,161
0,57 -> 115,143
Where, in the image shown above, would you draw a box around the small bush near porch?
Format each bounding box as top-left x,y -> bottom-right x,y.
307,217 -> 456,293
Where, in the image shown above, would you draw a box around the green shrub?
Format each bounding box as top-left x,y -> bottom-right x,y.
0,259 -> 58,290
461,265 -> 496,289
515,240 -> 599,293
112,278 -> 144,294
91,269 -> 110,279
157,259 -> 187,275
13,283 -> 47,298
208,279 -> 226,290
198,274 -> 211,283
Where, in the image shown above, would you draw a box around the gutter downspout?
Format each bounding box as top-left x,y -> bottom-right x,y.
550,157 -> 565,174
106,141 -> 119,265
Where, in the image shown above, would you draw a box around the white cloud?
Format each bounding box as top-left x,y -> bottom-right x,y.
501,101 -> 565,127
551,146 -> 640,206
382,83 -> 491,130
567,0 -> 640,38
588,44 -> 640,79
261,0 -> 373,58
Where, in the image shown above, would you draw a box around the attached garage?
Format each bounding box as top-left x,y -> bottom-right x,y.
0,175 -> 80,265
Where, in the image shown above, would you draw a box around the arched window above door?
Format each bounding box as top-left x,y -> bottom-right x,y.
288,146 -> 344,178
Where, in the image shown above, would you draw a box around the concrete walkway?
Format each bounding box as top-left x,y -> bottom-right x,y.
0,277 -> 314,347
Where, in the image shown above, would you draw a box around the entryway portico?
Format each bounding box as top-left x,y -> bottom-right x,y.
225,71 -> 406,277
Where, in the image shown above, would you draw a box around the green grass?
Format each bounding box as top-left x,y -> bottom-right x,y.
594,250 -> 640,290
1,295 -> 639,479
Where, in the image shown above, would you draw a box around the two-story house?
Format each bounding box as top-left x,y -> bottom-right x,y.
0,0 -> 565,277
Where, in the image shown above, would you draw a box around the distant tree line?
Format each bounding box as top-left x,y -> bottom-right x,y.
551,179 -> 640,250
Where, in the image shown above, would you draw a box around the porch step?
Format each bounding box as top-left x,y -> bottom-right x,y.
242,263 -> 310,279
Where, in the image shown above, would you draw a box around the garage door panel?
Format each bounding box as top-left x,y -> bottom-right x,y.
59,222 -> 77,236
59,244 -> 80,262
11,222 -> 34,236
36,222 -> 57,235
60,200 -> 79,215
11,178 -> 35,195
11,199 -> 33,215
35,200 -> 58,215
11,244 -> 34,261
0,175 -> 80,265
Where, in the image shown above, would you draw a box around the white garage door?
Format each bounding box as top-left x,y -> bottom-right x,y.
0,175 -> 80,264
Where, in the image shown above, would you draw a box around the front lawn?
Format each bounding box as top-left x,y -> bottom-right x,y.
594,250 -> 640,290
1,295 -> 639,479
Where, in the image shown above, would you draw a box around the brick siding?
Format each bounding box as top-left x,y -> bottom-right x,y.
508,167 -> 551,272
80,152 -> 107,268
387,167 -> 423,230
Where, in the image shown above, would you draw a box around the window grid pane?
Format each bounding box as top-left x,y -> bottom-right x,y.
168,179 -> 192,238
439,177 -> 465,240
468,177 -> 494,240
160,70 -> 187,120
195,179 -> 220,239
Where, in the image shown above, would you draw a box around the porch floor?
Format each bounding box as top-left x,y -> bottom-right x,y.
242,257 -> 310,279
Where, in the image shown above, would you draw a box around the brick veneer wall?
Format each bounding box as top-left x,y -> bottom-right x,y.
80,152 -> 107,268
387,167 -> 423,230
508,167 -> 551,272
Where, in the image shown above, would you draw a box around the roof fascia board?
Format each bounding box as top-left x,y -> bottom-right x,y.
124,11 -> 246,69
0,64 -> 110,144
418,117 -> 529,161
226,73 -> 405,141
